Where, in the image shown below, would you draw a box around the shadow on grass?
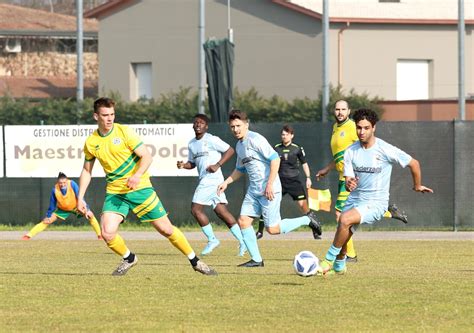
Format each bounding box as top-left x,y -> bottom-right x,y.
0,271 -> 106,276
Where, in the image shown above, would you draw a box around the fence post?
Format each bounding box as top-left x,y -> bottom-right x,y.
453,120 -> 458,232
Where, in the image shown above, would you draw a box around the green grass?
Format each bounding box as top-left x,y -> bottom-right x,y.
1,239 -> 472,332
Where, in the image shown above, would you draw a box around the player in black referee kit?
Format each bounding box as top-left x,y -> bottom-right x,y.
256,125 -> 321,239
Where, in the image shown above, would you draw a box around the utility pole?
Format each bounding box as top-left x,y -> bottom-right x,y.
458,0 -> 465,120
198,0 -> 206,114
322,0 -> 329,122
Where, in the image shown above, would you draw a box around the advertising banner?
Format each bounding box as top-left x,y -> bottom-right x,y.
4,124 -> 197,178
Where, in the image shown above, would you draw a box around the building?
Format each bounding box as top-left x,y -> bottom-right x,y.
86,0 -> 473,108
0,3 -> 98,99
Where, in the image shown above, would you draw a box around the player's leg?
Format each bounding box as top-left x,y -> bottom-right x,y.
266,192 -> 322,239
191,203 -> 220,255
237,215 -> 263,267
134,188 -> 216,275
151,216 -> 217,275
22,214 -> 59,240
336,179 -> 357,260
318,208 -> 360,275
384,203 -> 408,224
214,203 -> 247,256
85,211 -> 102,239
255,216 -> 265,239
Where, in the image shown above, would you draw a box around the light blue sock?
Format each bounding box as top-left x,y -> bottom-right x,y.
241,226 -> 263,262
279,216 -> 310,234
201,224 -> 217,241
325,244 -> 342,262
229,224 -> 244,244
334,257 -> 346,272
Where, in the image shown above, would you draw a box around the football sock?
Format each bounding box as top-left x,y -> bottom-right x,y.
334,257 -> 346,272
88,215 -> 101,237
279,216 -> 310,234
167,226 -> 193,257
325,244 -> 342,262
106,234 -> 129,257
189,256 -> 199,267
124,252 -> 135,263
383,210 -> 392,218
241,226 -> 263,262
346,236 -> 357,258
27,221 -> 49,238
201,224 -> 217,241
229,224 -> 244,243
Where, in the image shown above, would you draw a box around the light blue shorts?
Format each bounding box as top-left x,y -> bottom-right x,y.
342,199 -> 386,231
192,183 -> 228,209
240,191 -> 282,227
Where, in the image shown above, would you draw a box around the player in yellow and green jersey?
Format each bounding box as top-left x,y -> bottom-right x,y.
76,97 -> 216,276
22,172 -> 101,240
316,100 -> 408,261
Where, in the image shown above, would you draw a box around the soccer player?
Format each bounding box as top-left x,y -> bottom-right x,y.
256,125 -> 318,239
317,108 -> 433,275
177,114 -> 246,256
76,97 -> 216,276
22,172 -> 101,240
316,99 -> 408,261
217,109 -> 322,267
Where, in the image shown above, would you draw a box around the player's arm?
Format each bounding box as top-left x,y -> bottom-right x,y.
316,160 -> 335,180
302,162 -> 312,188
207,146 -> 235,173
43,188 -> 57,223
265,157 -> 280,201
177,161 -> 196,170
127,144 -> 152,190
217,168 -> 244,195
407,158 -> 433,193
77,159 -> 95,214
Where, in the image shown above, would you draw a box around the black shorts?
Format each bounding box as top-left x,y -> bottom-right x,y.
281,177 -> 307,201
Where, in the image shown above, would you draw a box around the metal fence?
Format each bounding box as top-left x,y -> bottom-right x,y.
0,121 -> 471,230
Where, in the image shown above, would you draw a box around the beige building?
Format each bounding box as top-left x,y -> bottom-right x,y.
86,0 -> 473,102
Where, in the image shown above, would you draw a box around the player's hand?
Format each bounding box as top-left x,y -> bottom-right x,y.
306,177 -> 312,189
177,160 -> 184,169
77,200 -> 87,215
127,175 -> 140,190
413,185 -> 434,193
265,184 -> 275,201
346,177 -> 359,192
217,182 -> 228,195
42,217 -> 52,225
206,164 -> 220,173
85,210 -> 94,219
315,168 -> 327,181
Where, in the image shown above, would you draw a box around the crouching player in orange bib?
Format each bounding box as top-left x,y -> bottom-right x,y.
22,172 -> 101,240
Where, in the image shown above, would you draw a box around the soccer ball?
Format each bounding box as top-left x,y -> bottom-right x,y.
293,250 -> 319,277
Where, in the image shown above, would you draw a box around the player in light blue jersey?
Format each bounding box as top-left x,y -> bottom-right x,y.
178,114 -> 246,256
318,108 -> 433,276
218,110 -> 322,267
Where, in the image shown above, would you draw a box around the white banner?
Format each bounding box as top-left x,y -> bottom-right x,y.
5,124 -> 198,178
0,126 -> 3,177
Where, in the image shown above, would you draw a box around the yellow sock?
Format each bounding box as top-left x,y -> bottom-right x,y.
106,234 -> 129,257
346,236 -> 357,258
383,211 -> 392,218
88,216 -> 101,237
27,222 -> 49,238
167,226 -> 193,257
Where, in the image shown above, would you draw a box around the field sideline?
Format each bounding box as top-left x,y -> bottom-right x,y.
1,232 -> 473,332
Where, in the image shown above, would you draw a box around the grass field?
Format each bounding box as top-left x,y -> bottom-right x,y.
1,237 -> 472,332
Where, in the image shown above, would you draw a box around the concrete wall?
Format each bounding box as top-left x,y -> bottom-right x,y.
330,23 -> 473,100
380,100 -> 474,121
97,0 -> 321,101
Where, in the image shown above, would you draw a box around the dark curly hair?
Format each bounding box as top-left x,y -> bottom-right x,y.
353,108 -> 379,126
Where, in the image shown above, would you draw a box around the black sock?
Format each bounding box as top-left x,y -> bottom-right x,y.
124,252 -> 135,263
189,256 -> 199,267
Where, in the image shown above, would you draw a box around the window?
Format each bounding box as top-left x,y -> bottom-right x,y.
130,62 -> 152,101
396,60 -> 431,100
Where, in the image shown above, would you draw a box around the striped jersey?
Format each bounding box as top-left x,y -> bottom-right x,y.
83,123 -> 152,194
331,118 -> 358,180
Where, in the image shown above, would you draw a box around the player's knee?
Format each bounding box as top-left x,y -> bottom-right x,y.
266,226 -> 279,235
101,231 -> 115,242
338,215 -> 353,229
